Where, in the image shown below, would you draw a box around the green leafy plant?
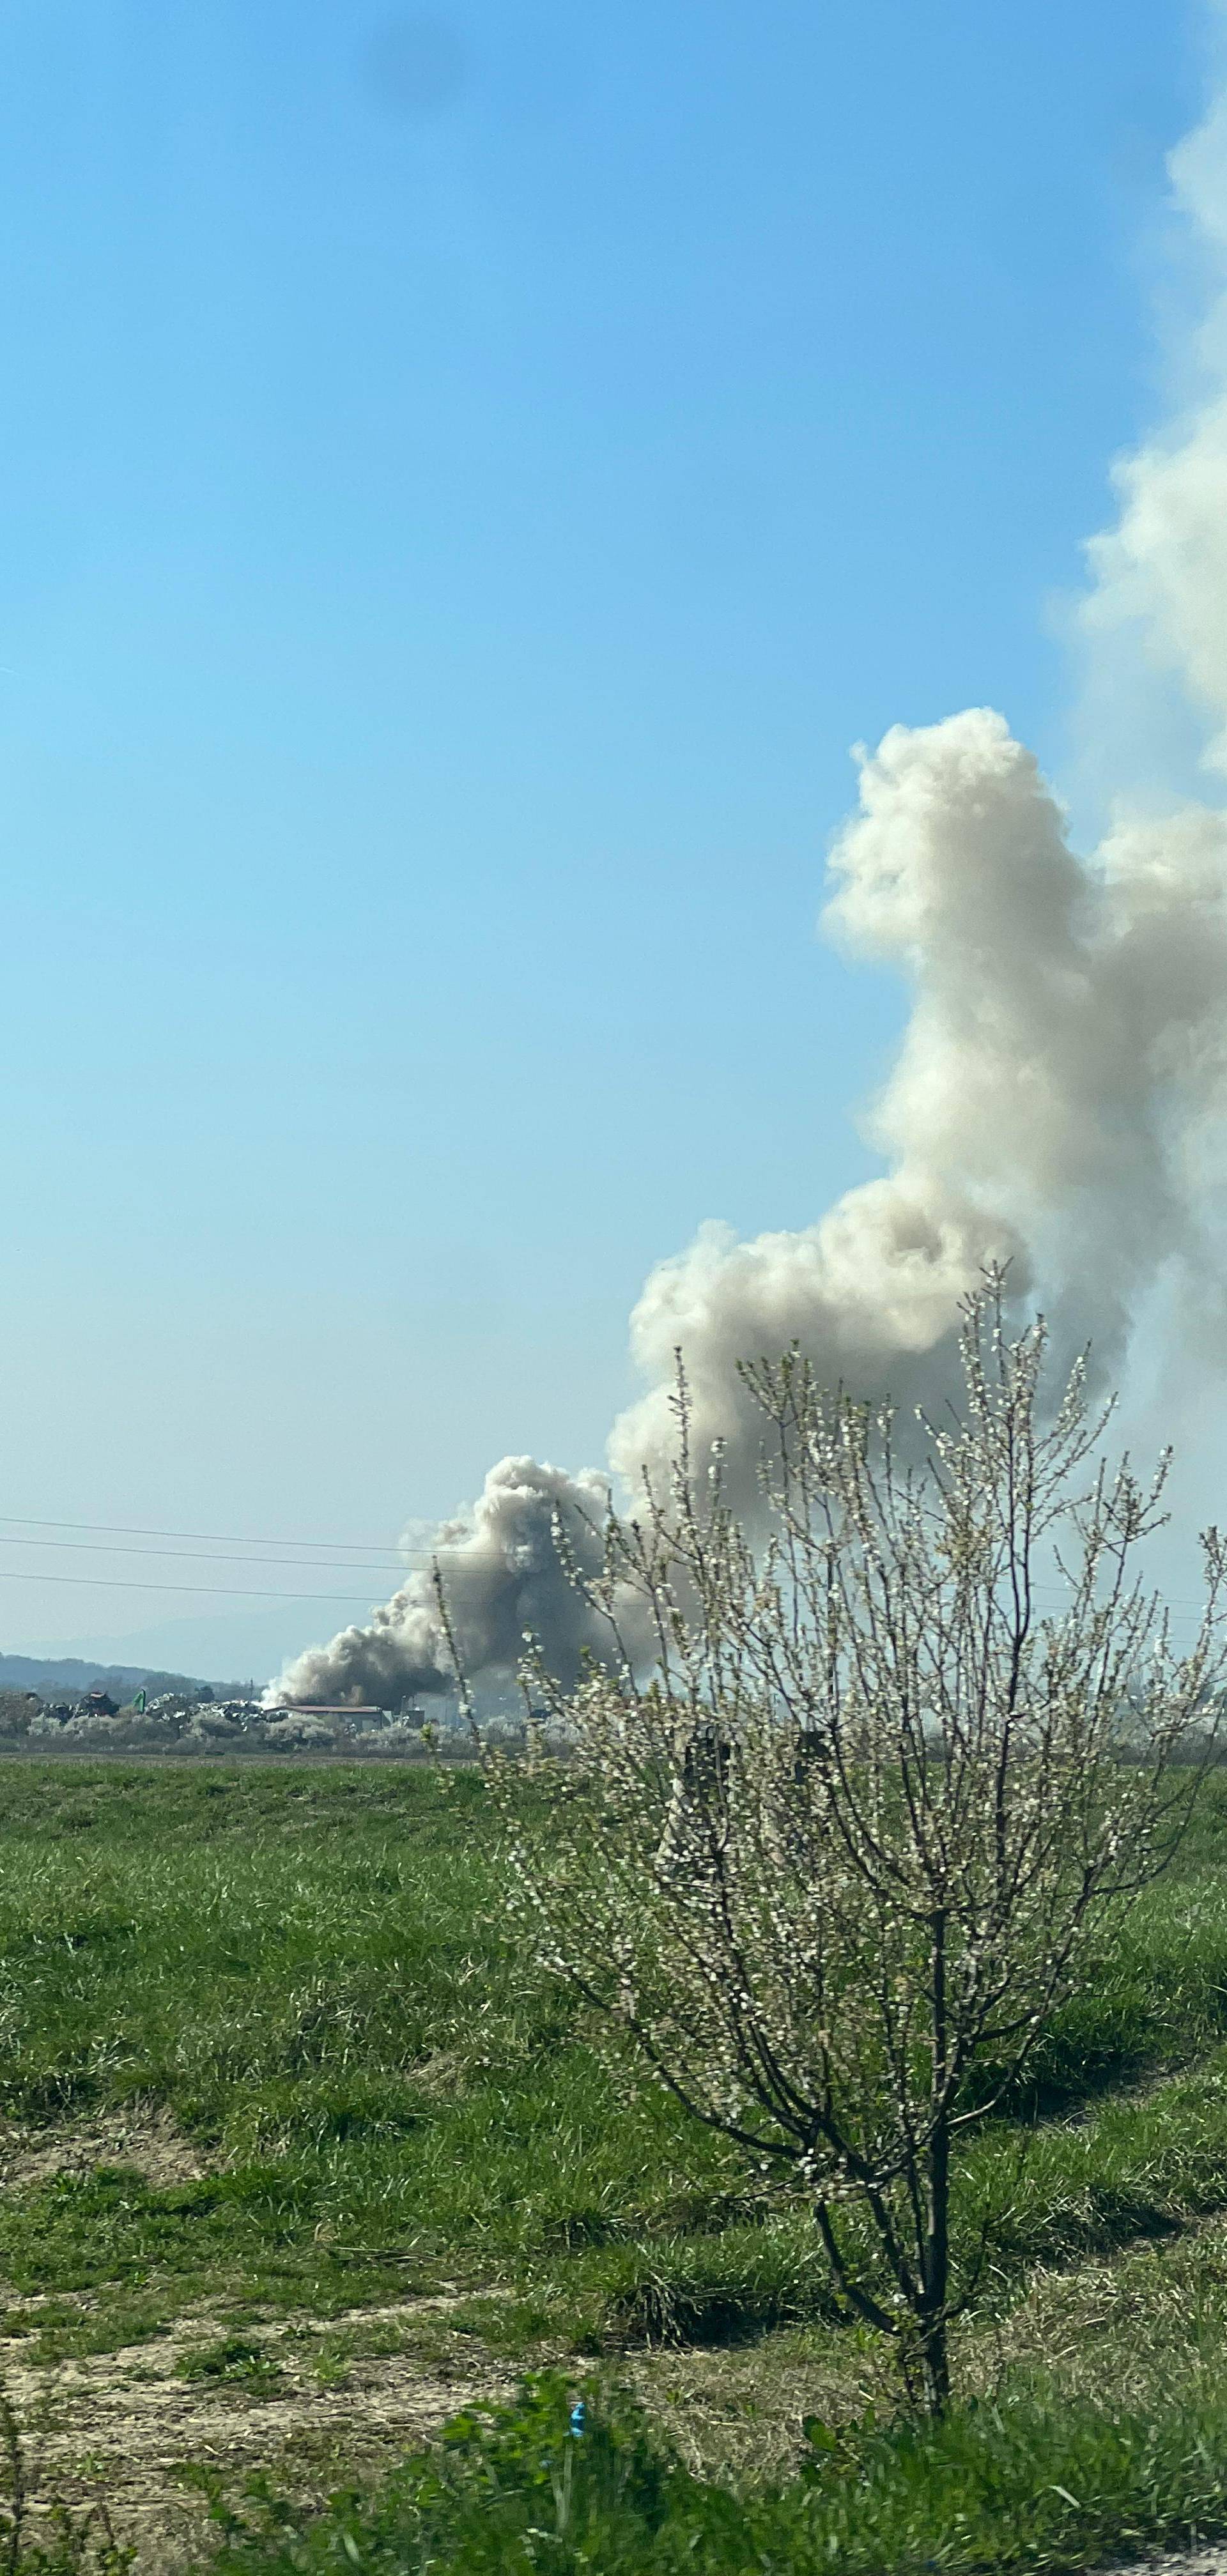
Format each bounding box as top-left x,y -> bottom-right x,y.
177,2334 -> 281,2389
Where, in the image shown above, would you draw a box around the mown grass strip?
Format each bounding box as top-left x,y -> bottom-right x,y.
7,1762 -> 1227,2363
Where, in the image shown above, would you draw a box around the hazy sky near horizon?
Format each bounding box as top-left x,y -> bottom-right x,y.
0,0 -> 1210,1673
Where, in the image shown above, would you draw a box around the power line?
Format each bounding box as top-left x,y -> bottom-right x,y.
0,1521 -> 1211,1632
0,1567 -> 382,1604
0,1533 -> 428,1575
0,1512 -> 433,1555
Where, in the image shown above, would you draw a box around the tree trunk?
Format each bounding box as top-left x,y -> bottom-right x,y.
920,1908 -> 952,2414
916,2296 -> 950,2415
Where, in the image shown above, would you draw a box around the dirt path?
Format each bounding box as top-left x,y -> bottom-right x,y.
0,2294 -> 518,2566
2,2113 -> 1215,2572
1099,2560 -> 1227,2575
0,2107 -> 525,2562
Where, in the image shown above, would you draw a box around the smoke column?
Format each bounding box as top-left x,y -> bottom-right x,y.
275,49 -> 1227,1713
1079,55 -> 1227,777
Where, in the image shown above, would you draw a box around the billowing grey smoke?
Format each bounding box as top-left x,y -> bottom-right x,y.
611,717 -> 1227,1508
275,711 -> 1227,1706
274,63 -> 1227,1714
275,1457 -> 615,1705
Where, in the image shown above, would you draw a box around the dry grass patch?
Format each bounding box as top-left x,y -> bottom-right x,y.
0,2294 -> 519,2568
0,2104 -> 212,2195
620,2214 -> 1227,2494
961,2210 -> 1227,2411
628,2323 -> 889,2483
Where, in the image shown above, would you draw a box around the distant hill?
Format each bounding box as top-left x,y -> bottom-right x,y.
0,1653 -> 226,1700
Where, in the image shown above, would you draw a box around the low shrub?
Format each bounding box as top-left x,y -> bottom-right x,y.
261,1718 -> 337,1753
348,1722 -> 434,1759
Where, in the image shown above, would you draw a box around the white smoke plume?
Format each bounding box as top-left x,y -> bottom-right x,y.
274,45 -> 1227,1713
1081,56 -> 1227,774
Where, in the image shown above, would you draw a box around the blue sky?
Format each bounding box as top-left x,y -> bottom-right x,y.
0,0 -> 1208,1673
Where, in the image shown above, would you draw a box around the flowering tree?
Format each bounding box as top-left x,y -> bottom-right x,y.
467,1276 -> 1227,2413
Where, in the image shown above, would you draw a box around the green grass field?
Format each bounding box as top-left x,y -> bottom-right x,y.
5,1759 -> 1227,2568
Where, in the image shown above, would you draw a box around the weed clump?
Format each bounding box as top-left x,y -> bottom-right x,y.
177,2335 -> 282,2391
